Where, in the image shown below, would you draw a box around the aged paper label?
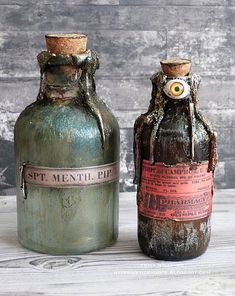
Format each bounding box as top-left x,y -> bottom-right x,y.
139,160 -> 213,221
23,161 -> 119,188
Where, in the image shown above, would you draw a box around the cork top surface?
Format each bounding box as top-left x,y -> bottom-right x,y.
160,58 -> 191,66
160,58 -> 191,76
45,33 -> 87,55
46,33 -> 87,39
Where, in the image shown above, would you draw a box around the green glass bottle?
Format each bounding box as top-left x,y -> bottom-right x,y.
14,33 -> 119,254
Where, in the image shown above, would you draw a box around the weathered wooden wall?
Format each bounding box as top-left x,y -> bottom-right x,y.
0,0 -> 234,194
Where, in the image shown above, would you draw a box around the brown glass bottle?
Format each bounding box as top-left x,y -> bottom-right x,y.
133,59 -> 217,260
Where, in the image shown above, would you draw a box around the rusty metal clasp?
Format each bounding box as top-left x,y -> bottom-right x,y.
19,163 -> 27,199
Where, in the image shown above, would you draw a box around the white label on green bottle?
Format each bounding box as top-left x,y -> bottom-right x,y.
22,161 -> 119,188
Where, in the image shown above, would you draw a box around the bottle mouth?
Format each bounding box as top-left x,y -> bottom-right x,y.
160,58 -> 191,76
45,33 -> 88,55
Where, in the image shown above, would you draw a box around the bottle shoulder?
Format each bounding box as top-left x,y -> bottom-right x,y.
136,104 -> 210,164
14,98 -> 120,166
15,99 -> 118,130
95,97 -> 120,131
136,103 -> 210,139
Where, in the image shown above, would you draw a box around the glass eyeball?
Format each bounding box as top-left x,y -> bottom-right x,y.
163,79 -> 190,99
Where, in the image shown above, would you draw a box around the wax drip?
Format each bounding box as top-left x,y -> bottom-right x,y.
189,73 -> 218,172
80,50 -> 106,149
36,50 -> 106,149
189,101 -> 195,161
133,72 -> 168,185
37,51 -> 51,101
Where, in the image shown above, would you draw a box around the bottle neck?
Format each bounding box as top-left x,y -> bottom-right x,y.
165,97 -> 190,109
37,50 -> 99,102
42,65 -> 81,100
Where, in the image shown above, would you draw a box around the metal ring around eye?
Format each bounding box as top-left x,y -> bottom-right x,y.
163,79 -> 190,99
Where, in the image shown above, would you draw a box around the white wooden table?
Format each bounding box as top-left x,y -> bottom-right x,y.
0,190 -> 234,296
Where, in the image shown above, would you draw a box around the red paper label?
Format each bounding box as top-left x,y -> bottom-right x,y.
139,160 -> 213,221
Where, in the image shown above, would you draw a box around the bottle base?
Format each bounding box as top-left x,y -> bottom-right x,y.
138,241 -> 208,261
18,234 -> 118,255
137,215 -> 211,261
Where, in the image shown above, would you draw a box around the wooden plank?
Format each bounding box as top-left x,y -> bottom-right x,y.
89,30 -> 166,78
0,138 -> 15,194
0,0 -> 119,4
0,78 -> 40,113
119,129 -> 135,192
1,0 -> 235,6
1,28 -> 234,78
0,29 -> 234,78
1,4 -> 233,33
0,191 -> 234,295
0,5 -> 119,32
167,30 -> 235,76
119,0 -> 234,6
0,30 -> 166,78
118,6 -> 235,31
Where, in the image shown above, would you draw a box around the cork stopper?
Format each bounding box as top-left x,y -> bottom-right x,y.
160,58 -> 191,76
45,33 -> 87,55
